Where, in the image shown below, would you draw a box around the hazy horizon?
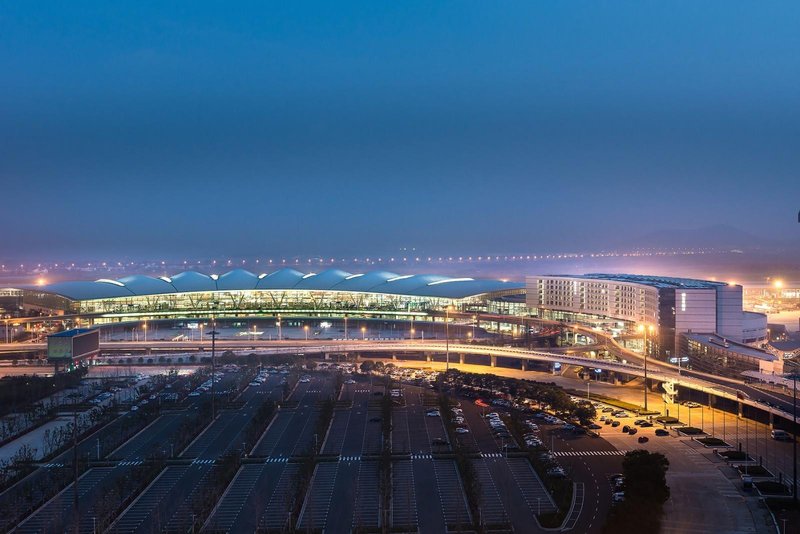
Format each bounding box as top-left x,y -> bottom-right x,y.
2,2 -> 800,259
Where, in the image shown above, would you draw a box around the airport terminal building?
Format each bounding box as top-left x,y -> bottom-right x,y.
10,268 -> 525,321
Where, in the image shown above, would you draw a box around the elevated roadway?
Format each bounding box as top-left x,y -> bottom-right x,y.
2,335 -> 796,422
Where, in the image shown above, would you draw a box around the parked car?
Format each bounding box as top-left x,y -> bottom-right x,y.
638,436 -> 649,443
655,429 -> 669,436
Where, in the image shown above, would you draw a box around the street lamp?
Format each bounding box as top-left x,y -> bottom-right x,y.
361,326 -> 366,341
786,369 -> 800,504
142,321 -> 147,343
344,316 -> 348,340
446,305 -> 454,371
209,320 -> 219,419
638,324 -> 655,411
304,325 -> 309,341
472,314 -> 477,340
276,314 -> 282,341
410,328 -> 415,340
467,331 -> 473,343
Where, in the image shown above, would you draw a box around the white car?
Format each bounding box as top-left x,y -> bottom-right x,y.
455,427 -> 470,434
426,411 -> 441,417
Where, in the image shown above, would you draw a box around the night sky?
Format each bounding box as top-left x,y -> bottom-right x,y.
1,2 -> 799,259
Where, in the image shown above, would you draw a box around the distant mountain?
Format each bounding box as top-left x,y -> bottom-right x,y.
627,224 -> 781,251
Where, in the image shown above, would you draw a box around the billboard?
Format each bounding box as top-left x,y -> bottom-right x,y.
47,329 -> 99,361
47,336 -> 74,360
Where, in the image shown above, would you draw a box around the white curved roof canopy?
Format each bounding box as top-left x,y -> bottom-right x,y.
38,269 -> 523,301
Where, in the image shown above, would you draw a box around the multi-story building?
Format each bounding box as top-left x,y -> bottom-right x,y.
526,273 -> 768,361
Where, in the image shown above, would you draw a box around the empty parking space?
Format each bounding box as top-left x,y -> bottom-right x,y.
204,463 -> 286,533
411,459 -> 446,532
321,409 -> 350,455
289,409 -> 321,456
258,463 -> 300,531
162,466 -> 219,532
108,413 -> 183,460
181,411 -> 245,458
473,459 -> 509,527
296,462 -> 338,531
108,466 -> 188,533
351,461 -> 381,530
251,411 -> 293,456
391,460 -> 418,531
361,410 -> 383,455
15,467 -> 115,534
433,459 -> 472,528
391,409 -> 411,453
505,457 -> 557,515
340,406 -> 368,457
317,461 -> 359,533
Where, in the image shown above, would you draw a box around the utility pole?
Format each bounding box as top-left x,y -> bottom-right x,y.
210,320 -> 218,420
70,393 -> 80,534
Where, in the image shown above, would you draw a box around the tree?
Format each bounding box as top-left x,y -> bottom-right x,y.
603,450 -> 670,533
622,450 -> 670,505
360,361 -> 374,373
572,402 -> 597,426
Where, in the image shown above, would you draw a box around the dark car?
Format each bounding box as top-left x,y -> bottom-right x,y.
655,429 -> 669,436
605,419 -> 613,425
622,425 -> 630,433
638,436 -> 649,443
611,421 -> 620,427
628,428 -> 638,435
369,417 -> 382,423
639,422 -> 653,428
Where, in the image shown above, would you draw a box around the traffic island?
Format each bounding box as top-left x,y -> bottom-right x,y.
735,464 -> 774,479
754,480 -> 792,498
716,450 -> 755,463
694,437 -> 732,448
676,426 -> 706,436
655,416 -> 681,426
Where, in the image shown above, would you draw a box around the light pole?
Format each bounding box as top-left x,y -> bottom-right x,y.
304,325 -> 309,341
209,320 -> 218,420
361,326 -> 366,341
276,315 -> 282,341
445,306 -> 453,371
344,316 -> 348,340
410,327 -> 415,340
638,324 -> 655,411
143,321 -> 147,343
787,370 -> 799,504
199,323 -> 204,343
472,315 -> 477,340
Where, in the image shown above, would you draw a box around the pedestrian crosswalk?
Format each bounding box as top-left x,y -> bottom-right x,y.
354,389 -> 371,393
191,458 -> 216,465
410,454 -> 432,460
339,455 -> 362,462
118,460 -> 144,466
41,462 -> 64,468
265,456 -> 289,463
481,452 -> 504,458
554,450 -> 628,457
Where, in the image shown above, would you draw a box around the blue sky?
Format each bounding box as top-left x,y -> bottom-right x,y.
1,2 -> 798,259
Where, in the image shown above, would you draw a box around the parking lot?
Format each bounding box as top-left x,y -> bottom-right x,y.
10,364 -> 620,533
